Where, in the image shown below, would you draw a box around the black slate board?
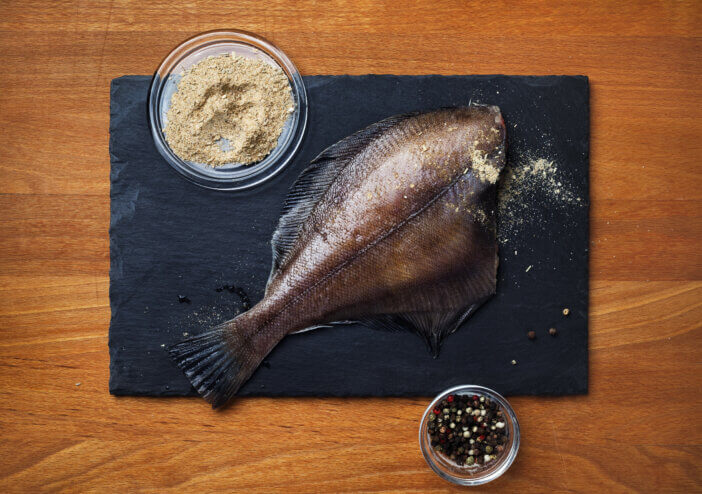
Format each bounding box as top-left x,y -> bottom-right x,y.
109,75 -> 589,397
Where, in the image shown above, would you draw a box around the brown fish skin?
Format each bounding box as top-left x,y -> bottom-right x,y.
169,105 -> 506,407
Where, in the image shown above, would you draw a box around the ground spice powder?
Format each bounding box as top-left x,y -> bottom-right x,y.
498,154 -> 583,245
164,52 -> 294,166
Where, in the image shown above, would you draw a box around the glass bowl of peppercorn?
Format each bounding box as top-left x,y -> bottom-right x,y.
419,385 -> 520,486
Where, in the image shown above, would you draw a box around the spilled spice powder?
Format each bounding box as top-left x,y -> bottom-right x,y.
497,154 -> 583,245
164,52 -> 294,166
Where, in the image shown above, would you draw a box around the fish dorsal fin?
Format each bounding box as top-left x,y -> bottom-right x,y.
269,113 -> 417,283
359,299 -> 489,357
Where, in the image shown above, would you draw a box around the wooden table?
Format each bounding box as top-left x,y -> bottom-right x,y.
1,1 -> 700,492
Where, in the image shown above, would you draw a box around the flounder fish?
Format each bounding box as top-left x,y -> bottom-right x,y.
170,105 -> 506,407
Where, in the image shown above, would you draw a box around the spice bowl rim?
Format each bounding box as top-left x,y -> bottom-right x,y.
147,29 -> 308,191
419,384 -> 520,486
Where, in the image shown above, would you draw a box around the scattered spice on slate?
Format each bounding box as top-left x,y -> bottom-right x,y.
549,327 -> 558,337
498,155 -> 584,246
562,307 -> 570,316
178,295 -> 191,304
428,394 -> 509,467
527,330 -> 536,340
511,359 -> 517,365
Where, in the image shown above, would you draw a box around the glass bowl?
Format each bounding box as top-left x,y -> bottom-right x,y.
419,385 -> 520,486
147,30 -> 308,191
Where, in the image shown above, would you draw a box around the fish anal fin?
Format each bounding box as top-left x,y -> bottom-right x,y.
357,315 -> 408,333
360,299 -> 489,357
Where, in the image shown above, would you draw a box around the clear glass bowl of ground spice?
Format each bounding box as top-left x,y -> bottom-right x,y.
419,385 -> 520,486
148,30 -> 308,191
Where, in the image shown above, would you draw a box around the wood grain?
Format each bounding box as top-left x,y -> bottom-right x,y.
0,1 -> 700,492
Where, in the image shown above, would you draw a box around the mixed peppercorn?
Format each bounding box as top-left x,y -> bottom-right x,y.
427,393 -> 508,467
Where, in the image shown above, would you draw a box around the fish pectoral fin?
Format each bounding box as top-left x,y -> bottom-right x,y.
360,298 -> 490,357
291,320 -> 356,334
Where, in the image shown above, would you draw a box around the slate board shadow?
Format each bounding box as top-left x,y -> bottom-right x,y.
109,74 -> 589,398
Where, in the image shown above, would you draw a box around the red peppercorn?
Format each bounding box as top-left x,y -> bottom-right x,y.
478,435 -> 485,441
433,408 -> 440,415
447,395 -> 454,403
472,395 -> 479,401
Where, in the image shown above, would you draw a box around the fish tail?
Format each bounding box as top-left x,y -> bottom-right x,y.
168,311 -> 281,408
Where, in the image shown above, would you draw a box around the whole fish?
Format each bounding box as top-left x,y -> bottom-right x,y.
170,105 -> 506,407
